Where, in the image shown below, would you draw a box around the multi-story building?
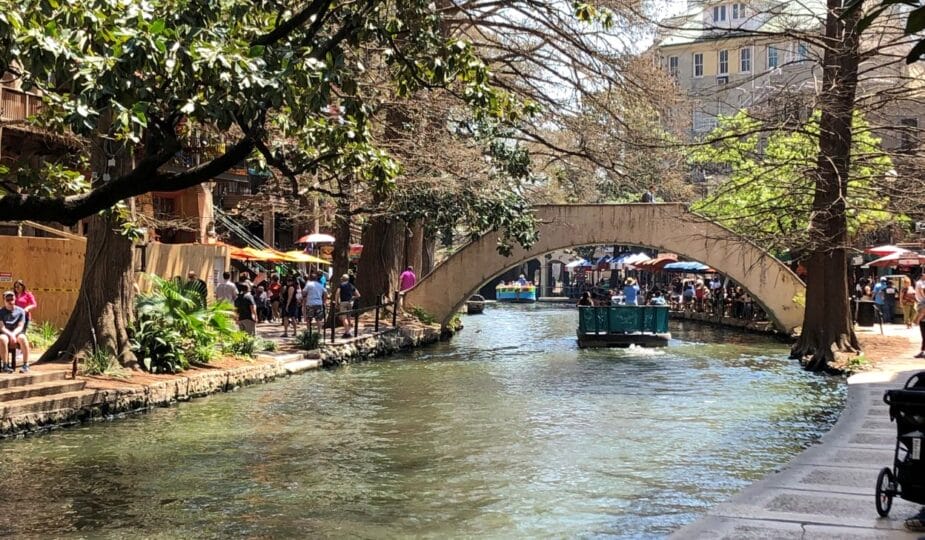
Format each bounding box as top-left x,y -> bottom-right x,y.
655,0 -> 923,152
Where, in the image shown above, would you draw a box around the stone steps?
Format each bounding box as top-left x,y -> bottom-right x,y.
0,379 -> 86,402
0,370 -> 68,389
0,388 -> 101,418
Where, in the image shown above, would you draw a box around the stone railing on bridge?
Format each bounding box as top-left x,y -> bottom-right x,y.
403,204 -> 806,334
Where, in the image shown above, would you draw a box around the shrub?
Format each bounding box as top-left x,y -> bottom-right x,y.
131,275 -> 239,373
295,330 -> 320,351
27,321 -> 60,350
80,348 -> 130,378
225,332 -> 257,358
409,306 -> 436,324
258,338 -> 277,352
131,318 -> 187,373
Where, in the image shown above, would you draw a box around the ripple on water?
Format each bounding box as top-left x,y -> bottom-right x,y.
0,303 -> 843,538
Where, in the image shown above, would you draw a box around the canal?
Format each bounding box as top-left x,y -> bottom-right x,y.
0,304 -> 844,538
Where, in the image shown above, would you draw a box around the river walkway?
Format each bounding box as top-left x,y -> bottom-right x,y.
674,323 -> 925,538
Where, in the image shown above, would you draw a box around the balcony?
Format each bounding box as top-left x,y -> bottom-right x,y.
0,86 -> 41,123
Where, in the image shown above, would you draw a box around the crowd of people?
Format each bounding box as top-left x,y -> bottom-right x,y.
855,273 -> 925,359
575,275 -> 766,322
215,265 -> 417,340
0,280 -> 38,373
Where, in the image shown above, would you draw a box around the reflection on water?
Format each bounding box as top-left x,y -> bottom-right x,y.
0,303 -> 843,538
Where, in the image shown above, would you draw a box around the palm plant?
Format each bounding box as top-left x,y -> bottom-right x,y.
132,275 -> 238,373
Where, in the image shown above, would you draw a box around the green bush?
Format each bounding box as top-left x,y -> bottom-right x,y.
131,275 -> 238,373
225,332 -> 257,358
27,321 -> 60,350
295,330 -> 320,351
258,338 -> 277,352
131,318 -> 187,373
80,348 -> 129,378
409,306 -> 436,324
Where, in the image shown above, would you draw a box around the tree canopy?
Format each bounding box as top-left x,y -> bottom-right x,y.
691,110 -> 897,255
0,0 -> 525,224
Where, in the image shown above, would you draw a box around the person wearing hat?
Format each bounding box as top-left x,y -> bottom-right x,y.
623,277 -> 640,306
0,290 -> 30,372
335,274 -> 361,338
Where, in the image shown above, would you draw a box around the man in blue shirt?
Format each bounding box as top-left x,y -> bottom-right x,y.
0,290 -> 30,372
302,271 -> 328,336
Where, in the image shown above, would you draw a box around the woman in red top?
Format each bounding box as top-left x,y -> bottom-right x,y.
13,280 -> 37,330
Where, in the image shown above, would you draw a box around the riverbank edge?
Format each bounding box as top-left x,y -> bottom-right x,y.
0,324 -> 444,438
671,322 -> 925,539
669,310 -> 787,339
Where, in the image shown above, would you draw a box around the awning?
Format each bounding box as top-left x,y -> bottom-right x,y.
565,258 -> 591,269
230,246 -> 287,262
635,254 -> 678,271
863,250 -> 925,268
864,245 -> 906,257
662,261 -> 716,274
280,250 -> 331,265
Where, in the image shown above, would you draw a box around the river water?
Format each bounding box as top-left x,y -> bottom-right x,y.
0,304 -> 844,538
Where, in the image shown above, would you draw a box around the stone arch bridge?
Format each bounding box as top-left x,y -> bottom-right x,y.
403,204 -> 806,334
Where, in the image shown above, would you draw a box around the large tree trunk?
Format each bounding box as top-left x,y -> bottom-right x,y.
331,191 -> 352,303
41,214 -> 138,367
355,214 -> 406,304
790,0 -> 862,371
405,220 -> 424,274
422,232 -> 436,275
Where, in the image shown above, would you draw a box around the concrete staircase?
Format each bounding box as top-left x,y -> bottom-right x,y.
0,370 -> 91,418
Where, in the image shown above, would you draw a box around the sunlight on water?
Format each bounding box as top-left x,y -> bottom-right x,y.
0,303 -> 844,538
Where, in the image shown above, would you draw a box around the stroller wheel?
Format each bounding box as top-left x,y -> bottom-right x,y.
876,467 -> 895,517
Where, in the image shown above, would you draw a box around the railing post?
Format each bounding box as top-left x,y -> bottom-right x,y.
331,297 -> 337,342
374,295 -> 381,332
392,291 -> 399,327
354,304 -> 359,337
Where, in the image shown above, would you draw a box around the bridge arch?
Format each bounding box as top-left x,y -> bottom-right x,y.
403,204 -> 805,333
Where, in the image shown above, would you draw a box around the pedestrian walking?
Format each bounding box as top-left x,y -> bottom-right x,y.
335,274 -> 360,338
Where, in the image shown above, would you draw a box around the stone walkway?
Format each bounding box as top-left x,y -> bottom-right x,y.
674,323 -> 925,539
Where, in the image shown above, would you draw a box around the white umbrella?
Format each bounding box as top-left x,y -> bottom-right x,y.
297,233 -> 336,244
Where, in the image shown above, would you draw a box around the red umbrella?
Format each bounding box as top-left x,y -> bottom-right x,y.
864,251 -> 925,268
864,244 -> 906,257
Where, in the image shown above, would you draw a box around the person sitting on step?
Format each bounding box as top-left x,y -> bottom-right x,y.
0,290 -> 30,373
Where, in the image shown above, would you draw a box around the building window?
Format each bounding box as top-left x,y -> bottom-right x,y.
693,53 -> 704,77
796,42 -> 809,61
732,3 -> 746,19
901,118 -> 919,151
740,47 -> 751,72
718,49 -> 729,75
767,46 -> 779,69
713,4 -> 726,22
668,56 -> 679,77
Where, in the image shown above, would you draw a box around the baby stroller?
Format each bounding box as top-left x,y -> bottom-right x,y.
876,371 -> 925,516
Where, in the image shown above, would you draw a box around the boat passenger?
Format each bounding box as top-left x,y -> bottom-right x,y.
623,277 -> 640,306
517,274 -> 528,286
649,291 -> 667,306
577,292 -> 594,307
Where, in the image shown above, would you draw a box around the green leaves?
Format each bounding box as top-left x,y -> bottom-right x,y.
691,110 -> 897,254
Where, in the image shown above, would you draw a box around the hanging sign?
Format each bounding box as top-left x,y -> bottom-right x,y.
0,272 -> 11,283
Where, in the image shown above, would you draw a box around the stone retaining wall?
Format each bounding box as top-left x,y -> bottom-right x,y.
669,310 -> 791,339
2,323 -> 445,437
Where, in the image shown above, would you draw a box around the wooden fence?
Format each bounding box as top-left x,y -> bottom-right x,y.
0,237 -> 230,330
0,236 -> 86,329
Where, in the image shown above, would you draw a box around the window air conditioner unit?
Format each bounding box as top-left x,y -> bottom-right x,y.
716,75 -> 729,84
915,222 -> 925,233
